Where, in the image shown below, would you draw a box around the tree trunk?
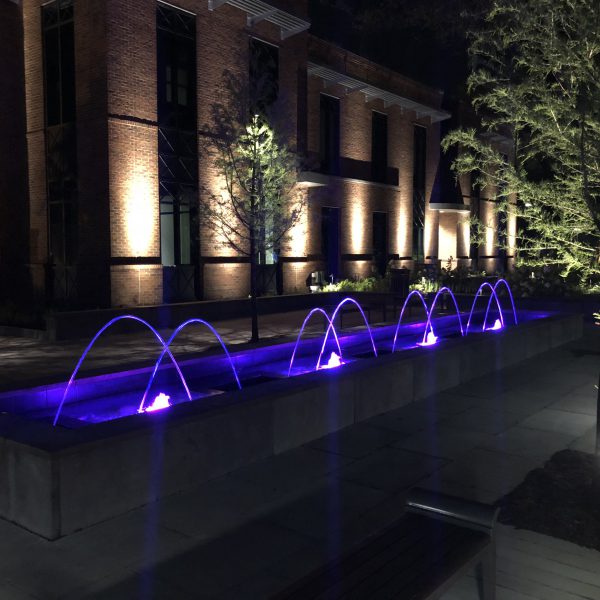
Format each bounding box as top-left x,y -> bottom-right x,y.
250,249 -> 259,343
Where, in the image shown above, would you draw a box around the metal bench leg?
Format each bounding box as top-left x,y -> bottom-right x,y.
476,545 -> 496,600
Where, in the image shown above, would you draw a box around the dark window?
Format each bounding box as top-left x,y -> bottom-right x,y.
371,112 -> 388,183
373,212 -> 388,276
412,125 -> 427,262
249,38 -> 279,115
321,207 -> 340,279
42,0 -> 75,126
157,3 -> 198,302
157,3 -> 196,130
42,0 -> 77,277
320,94 -> 340,176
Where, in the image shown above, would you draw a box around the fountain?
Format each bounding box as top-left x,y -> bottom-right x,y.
50,283 -> 526,427
420,287 -> 465,344
287,308 -> 343,377
52,315 -> 192,427
316,297 -> 377,370
391,290 -> 431,353
465,282 -> 505,335
138,318 -> 242,414
0,278 -> 579,540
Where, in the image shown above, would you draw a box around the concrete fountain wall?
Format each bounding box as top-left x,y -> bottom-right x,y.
0,312 -> 582,539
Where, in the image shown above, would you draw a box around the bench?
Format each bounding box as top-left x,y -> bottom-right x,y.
272,488 -> 498,600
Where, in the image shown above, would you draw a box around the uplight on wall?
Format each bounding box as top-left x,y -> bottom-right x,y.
125,172 -> 155,257
350,200 -> 365,254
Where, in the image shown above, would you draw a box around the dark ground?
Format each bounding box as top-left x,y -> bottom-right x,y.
498,449 -> 600,551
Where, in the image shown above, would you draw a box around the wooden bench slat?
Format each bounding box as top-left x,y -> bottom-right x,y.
320,517 -> 461,600
274,515 -> 486,600
273,516 -> 426,600
341,524 -> 480,600
367,529 -> 489,600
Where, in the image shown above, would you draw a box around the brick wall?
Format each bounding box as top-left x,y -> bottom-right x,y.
306,37 -> 445,278
16,0 -> 455,309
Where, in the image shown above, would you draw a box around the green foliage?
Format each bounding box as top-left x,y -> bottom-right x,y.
320,274 -> 390,293
201,104 -> 303,258
504,265 -> 581,297
444,0 -> 600,287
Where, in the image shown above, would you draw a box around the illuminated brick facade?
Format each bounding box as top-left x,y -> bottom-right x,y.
2,0 -> 513,309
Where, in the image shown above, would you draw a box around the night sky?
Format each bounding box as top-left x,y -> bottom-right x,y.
309,0 -> 491,97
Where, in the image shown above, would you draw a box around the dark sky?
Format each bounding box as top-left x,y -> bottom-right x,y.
308,0 -> 490,96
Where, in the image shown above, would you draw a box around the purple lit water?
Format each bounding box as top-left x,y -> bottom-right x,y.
138,318 -> 241,413
28,282 -> 537,427
287,308 -> 343,376
465,282 -> 504,334
421,287 -> 465,344
316,297 -> 377,370
53,315 -> 192,427
392,290 -> 431,353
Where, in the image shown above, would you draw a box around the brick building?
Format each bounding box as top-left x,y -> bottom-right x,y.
1,0 -> 516,310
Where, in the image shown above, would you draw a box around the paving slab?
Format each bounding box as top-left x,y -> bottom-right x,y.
306,422 -> 404,459
334,446 -> 447,493
394,426 -> 496,459
568,426 -> 597,453
420,447 -> 541,501
481,425 -> 576,460
549,392 -> 597,416
409,390 -> 482,415
265,478 -> 388,541
520,408 -> 596,437
361,404 -> 448,434
441,405 -> 524,434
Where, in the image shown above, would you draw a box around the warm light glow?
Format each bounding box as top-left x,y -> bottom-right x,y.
423,206 -> 436,260
288,195 -> 308,256
125,172 -> 154,256
438,213 -> 457,267
143,392 -> 171,413
350,192 -> 366,253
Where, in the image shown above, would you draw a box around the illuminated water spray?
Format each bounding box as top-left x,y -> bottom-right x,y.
139,318 -> 240,413
316,298 -> 377,370
465,282 -> 504,335
287,308 -> 342,376
392,290 -> 431,353
53,315 -> 191,427
421,287 -> 464,345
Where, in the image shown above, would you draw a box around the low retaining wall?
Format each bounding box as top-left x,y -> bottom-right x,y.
0,312 -> 583,539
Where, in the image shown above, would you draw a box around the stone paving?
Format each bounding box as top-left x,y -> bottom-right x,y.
0,320 -> 598,598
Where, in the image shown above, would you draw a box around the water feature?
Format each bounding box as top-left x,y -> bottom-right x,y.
138,318 -> 241,413
465,282 -> 504,335
52,315 -> 192,427
42,282 -> 527,427
316,297 -> 378,370
287,307 -> 343,376
391,290 -> 430,353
